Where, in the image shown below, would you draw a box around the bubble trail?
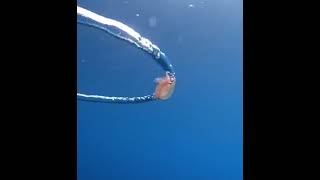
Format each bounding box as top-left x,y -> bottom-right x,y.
77,6 -> 176,103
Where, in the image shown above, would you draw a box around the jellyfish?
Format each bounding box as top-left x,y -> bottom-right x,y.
154,72 -> 176,100
77,6 -> 176,103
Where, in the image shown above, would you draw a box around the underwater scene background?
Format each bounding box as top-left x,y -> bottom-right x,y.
77,0 -> 242,179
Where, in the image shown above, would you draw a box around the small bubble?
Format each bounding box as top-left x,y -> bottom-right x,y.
188,4 -> 194,8
177,36 -> 183,44
170,77 -> 175,83
136,13 -> 140,17
148,16 -> 157,28
155,51 -> 160,59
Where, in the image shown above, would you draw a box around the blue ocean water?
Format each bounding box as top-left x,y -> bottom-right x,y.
77,0 -> 242,179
